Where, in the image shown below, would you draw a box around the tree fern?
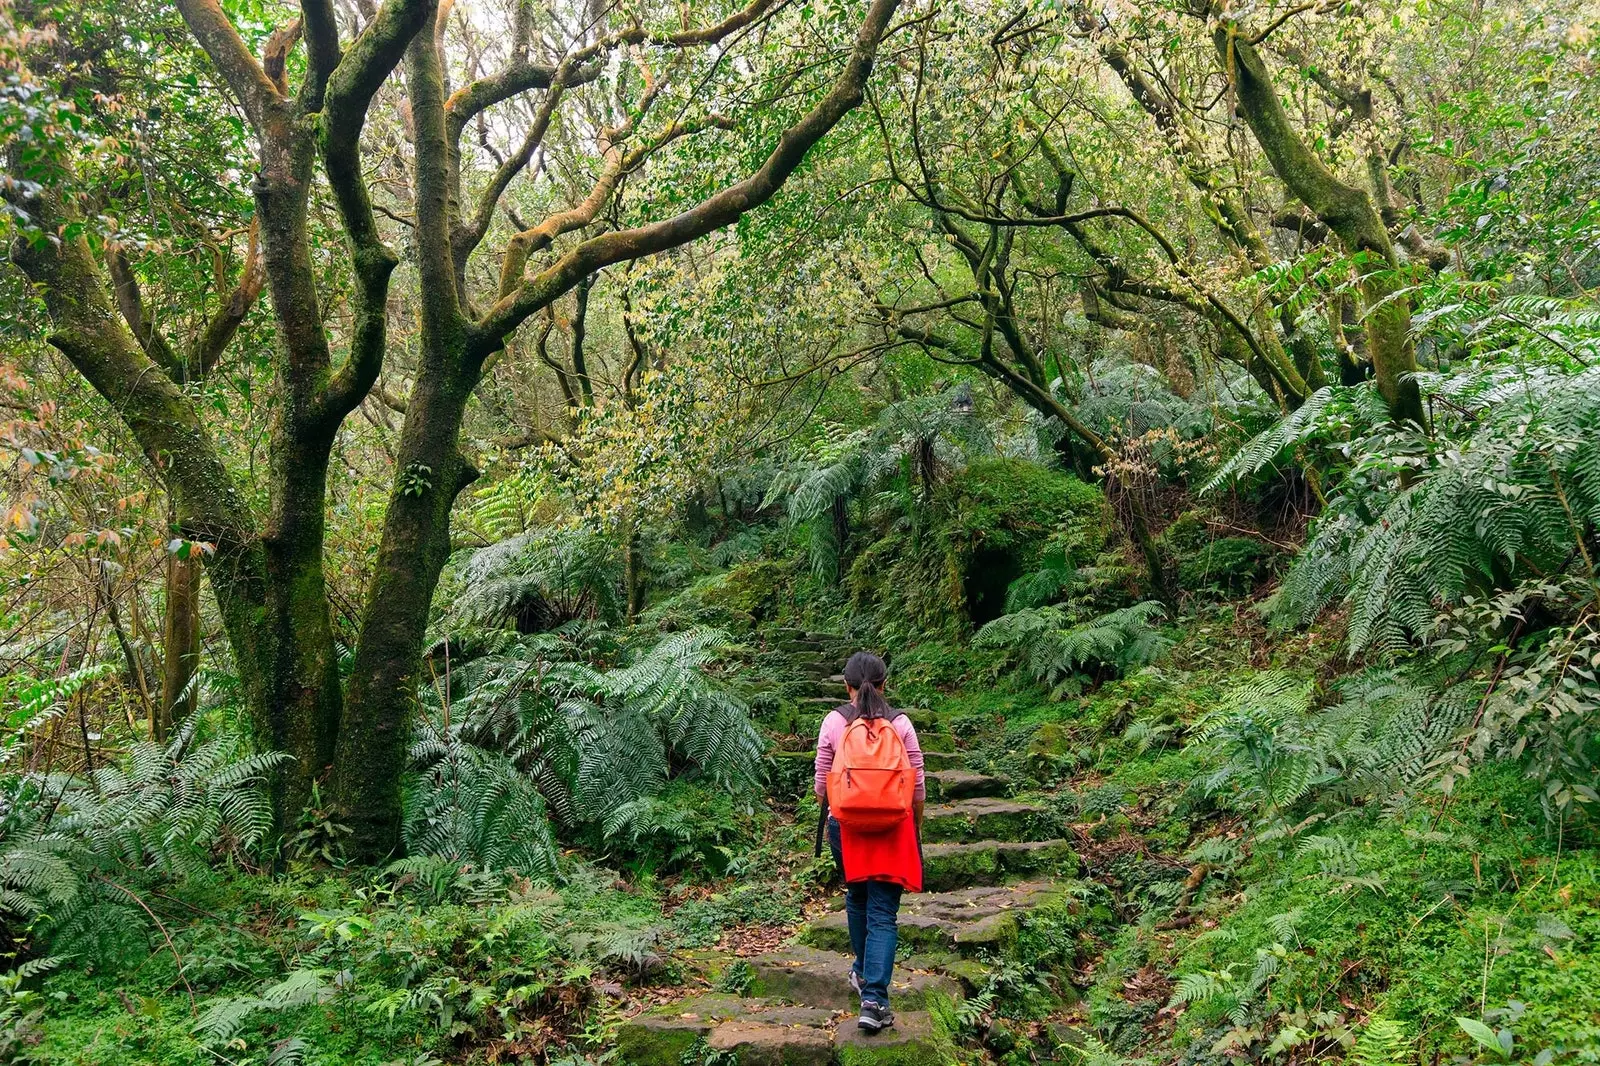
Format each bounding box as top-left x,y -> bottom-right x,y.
1210,284 -> 1600,663
438,527 -> 625,634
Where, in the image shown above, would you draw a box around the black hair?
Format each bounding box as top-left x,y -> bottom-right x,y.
843,651 -> 891,720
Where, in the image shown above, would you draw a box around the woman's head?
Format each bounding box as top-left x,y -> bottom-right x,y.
843,651 -> 890,718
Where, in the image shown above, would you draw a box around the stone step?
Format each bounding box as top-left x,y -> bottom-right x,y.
618,993 -> 954,1066
921,751 -> 962,772
921,839 -> 1078,892
925,770 -> 1007,801
774,638 -> 825,654
921,797 -> 1057,843
746,946 -> 961,1011
708,1017 -> 833,1066
800,881 -> 1076,958
833,1010 -> 954,1064
618,995 -> 832,1066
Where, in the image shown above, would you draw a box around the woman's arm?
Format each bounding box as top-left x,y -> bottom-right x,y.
896,716 -> 927,828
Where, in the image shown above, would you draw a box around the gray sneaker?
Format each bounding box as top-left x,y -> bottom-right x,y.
848,969 -> 863,999
857,1001 -> 893,1033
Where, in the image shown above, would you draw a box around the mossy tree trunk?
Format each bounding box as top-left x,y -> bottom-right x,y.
159,544 -> 202,742
1213,28 -> 1424,425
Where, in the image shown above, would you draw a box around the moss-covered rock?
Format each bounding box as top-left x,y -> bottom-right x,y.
845,459 -> 1110,636
921,842 -> 1001,891
1024,722 -> 1078,782
921,798 -> 1055,842
746,946 -> 961,1011
834,1009 -> 958,1066
618,997 -> 835,1066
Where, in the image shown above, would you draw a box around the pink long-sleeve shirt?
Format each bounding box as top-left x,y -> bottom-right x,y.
814,708 -> 926,802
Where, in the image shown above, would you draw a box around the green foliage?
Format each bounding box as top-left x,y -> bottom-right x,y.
1178,537 -> 1274,595
764,391 -> 997,579
439,527 -> 625,633
600,784 -> 749,875
1215,344 -> 1600,659
846,458 -> 1110,640
975,602 -> 1170,696
408,627 -> 764,873
0,720 -> 283,957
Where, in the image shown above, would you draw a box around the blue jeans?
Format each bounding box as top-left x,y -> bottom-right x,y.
827,817 -> 903,1007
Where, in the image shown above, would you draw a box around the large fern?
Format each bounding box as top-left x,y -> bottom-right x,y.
438,527 -> 625,635
407,626 -> 763,875
765,390 -> 997,577
975,601 -> 1170,695
0,721 -> 284,956
1215,355 -> 1600,657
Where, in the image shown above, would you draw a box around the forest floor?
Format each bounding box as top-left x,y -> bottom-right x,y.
17,608 -> 1600,1066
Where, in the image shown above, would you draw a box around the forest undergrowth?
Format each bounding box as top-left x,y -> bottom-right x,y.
4,0 -> 1600,1062
6,580 -> 1599,1066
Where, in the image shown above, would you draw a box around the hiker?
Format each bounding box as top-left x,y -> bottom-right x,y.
814,651 -> 925,1034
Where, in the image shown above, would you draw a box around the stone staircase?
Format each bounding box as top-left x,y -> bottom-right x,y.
618,642 -> 1082,1065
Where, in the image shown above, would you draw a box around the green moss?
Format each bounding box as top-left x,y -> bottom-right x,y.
845,460 -> 1110,639
922,843 -> 1001,891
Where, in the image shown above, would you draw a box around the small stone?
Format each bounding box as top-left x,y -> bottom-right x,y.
984,1019 -> 1017,1054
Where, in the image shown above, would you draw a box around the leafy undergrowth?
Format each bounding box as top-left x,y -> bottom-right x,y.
913,615 -> 1600,1066
11,616 -> 1600,1066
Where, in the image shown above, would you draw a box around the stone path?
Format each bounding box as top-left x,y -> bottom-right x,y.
616,632 -> 1081,1066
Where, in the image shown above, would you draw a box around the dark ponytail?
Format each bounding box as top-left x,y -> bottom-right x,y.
843,651 -> 892,720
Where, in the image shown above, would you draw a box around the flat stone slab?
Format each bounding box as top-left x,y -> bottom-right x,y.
921,797 -> 1056,842
618,996 -> 835,1066
748,946 -> 961,1011
707,1020 -> 835,1066
801,881 -> 1072,957
926,770 -> 1007,801
920,751 -> 962,772
834,1009 -> 955,1066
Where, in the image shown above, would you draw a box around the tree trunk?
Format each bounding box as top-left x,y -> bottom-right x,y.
159,546 -> 203,741
337,359 -> 478,861
1215,30 -> 1423,425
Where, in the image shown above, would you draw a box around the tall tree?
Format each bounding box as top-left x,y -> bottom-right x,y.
9,0 -> 902,860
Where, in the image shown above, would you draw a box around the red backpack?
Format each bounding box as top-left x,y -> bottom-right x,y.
826,709 -> 914,831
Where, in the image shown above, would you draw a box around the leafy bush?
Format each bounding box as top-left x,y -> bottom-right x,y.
846,458 -> 1111,638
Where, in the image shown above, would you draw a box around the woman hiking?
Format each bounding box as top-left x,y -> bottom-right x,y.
814,651 -> 925,1034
